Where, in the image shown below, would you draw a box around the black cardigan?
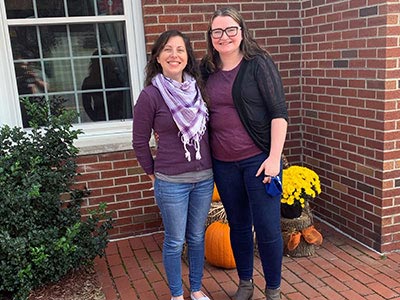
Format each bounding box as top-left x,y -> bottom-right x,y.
231,55 -> 288,154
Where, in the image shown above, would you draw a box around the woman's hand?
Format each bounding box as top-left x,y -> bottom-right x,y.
148,174 -> 155,190
257,118 -> 287,184
256,156 -> 281,184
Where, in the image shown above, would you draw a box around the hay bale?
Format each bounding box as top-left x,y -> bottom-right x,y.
282,232 -> 315,257
206,201 -> 226,227
281,210 -> 313,232
281,205 -> 316,257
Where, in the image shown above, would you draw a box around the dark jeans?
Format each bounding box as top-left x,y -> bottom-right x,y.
213,153 -> 283,289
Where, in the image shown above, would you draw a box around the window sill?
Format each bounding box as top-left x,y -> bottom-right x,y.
74,121 -> 156,156
73,121 -> 130,155
75,131 -> 133,156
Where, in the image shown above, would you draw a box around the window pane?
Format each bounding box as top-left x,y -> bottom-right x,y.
45,60 -> 74,92
67,0 -> 96,17
107,90 -> 132,120
15,61 -> 47,96
99,23 -> 126,54
40,26 -> 69,58
74,58 -> 92,91
81,57 -> 102,90
97,0 -> 124,15
105,56 -> 129,88
79,91 -> 107,122
19,97 -> 42,128
37,0 -> 65,18
70,24 -> 97,57
9,26 -> 40,59
56,94 -> 80,123
5,0 -> 34,19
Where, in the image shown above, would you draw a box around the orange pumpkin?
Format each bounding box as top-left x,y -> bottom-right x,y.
212,183 -> 221,202
205,221 -> 236,269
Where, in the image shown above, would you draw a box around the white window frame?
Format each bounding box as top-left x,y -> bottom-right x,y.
0,0 -> 146,154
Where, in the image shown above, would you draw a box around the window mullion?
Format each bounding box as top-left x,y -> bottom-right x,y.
32,0 -> 39,18
64,0 -> 69,17
65,24 -> 82,123
95,24 -> 110,121
94,0 -> 99,16
7,15 -> 126,26
36,26 -> 48,98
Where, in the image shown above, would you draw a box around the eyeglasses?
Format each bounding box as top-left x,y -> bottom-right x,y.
210,26 -> 241,39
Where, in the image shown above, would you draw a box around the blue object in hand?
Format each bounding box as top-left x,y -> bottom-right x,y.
265,176 -> 282,197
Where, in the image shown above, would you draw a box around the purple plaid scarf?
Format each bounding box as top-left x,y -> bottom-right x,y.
152,73 -> 209,162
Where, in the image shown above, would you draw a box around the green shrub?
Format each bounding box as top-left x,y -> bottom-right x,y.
0,97 -> 113,300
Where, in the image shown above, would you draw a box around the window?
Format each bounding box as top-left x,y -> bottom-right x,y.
0,0 -> 146,150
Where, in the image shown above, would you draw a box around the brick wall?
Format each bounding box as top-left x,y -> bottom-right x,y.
301,0 -> 400,252
75,151 -> 162,239
75,0 -> 399,252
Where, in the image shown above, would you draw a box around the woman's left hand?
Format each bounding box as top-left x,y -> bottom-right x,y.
256,156 -> 281,184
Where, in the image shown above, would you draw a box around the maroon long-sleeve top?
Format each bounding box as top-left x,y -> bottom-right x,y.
132,85 -> 212,176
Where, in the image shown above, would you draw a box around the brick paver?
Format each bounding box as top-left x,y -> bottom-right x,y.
94,223 -> 400,299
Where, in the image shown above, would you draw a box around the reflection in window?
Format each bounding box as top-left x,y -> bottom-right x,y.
10,26 -> 40,59
81,52 -> 131,121
5,0 -> 34,19
14,61 -> 47,96
20,95 -> 80,127
54,94 -> 80,124
9,22 -> 132,126
70,24 -> 97,57
46,59 -> 75,91
67,0 -> 96,17
106,90 -> 131,121
20,96 -> 44,128
99,23 -> 127,54
37,0 -> 66,18
40,26 -> 69,58
5,0 -> 124,18
96,0 -> 124,16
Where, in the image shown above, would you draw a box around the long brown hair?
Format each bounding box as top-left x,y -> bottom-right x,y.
201,7 -> 270,74
144,30 -> 201,87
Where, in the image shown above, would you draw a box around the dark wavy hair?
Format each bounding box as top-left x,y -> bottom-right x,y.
144,30 -> 202,87
201,7 -> 270,74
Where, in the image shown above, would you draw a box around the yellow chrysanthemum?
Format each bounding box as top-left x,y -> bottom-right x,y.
281,165 -> 321,206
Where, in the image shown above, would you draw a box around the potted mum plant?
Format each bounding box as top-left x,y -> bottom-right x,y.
281,165 -> 321,219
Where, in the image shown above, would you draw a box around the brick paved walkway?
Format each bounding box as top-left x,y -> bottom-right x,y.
94,222 -> 400,300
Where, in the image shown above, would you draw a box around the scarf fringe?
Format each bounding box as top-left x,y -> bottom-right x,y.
180,120 -> 206,162
183,143 -> 191,162
194,140 -> 201,160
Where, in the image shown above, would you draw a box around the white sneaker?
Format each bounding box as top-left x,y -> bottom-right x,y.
190,291 -> 210,300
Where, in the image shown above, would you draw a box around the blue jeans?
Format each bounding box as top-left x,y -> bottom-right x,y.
154,177 -> 213,297
213,153 -> 283,289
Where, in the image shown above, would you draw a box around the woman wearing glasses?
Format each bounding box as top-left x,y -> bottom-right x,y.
200,7 -> 288,300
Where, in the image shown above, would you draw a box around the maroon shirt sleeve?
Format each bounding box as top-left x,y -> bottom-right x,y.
132,87 -> 157,175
